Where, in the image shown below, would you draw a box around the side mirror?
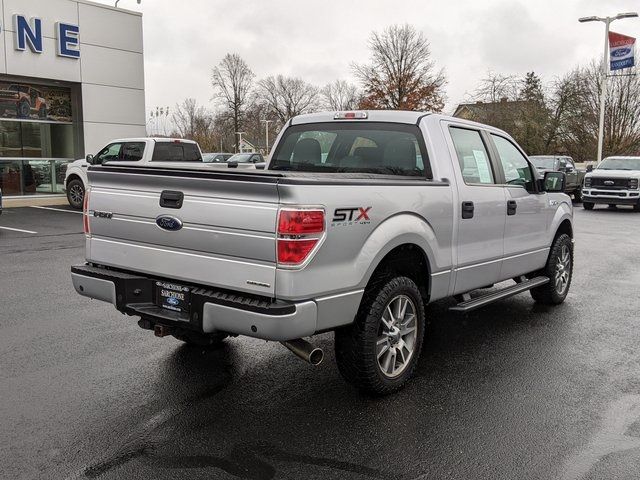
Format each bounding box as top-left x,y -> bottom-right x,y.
227,160 -> 238,168
543,171 -> 566,192
86,154 -> 95,165
586,164 -> 594,173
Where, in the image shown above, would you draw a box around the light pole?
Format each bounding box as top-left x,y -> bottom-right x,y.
579,12 -> 638,163
235,132 -> 246,153
261,119 -> 272,155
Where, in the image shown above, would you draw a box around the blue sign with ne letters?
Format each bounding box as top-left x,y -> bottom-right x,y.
9,14 -> 80,59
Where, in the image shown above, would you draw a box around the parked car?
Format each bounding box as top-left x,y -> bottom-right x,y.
226,153 -> 264,166
71,111 -> 573,395
582,156 -> 640,211
202,152 -> 234,163
529,155 -> 586,201
64,138 -> 203,209
0,84 -> 47,118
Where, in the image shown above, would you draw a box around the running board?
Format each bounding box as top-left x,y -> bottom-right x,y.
449,276 -> 550,313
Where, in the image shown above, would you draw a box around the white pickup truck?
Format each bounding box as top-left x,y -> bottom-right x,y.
71,111 -> 573,394
64,138 -> 203,209
582,156 -> 640,211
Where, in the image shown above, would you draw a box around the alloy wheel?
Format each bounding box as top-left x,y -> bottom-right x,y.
376,294 -> 418,378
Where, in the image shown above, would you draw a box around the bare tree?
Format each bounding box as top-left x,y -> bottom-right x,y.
212,53 -> 254,151
172,98 -> 215,151
353,24 -> 446,111
321,80 -> 360,110
473,72 -> 520,103
256,75 -> 319,124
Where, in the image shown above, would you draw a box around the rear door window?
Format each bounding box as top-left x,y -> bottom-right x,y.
449,127 -> 495,184
121,142 -> 145,161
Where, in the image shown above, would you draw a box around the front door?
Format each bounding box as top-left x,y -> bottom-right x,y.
489,134 -> 552,279
446,125 -> 507,294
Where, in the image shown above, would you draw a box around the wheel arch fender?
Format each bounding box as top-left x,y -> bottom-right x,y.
549,202 -> 573,244
357,213 -> 437,293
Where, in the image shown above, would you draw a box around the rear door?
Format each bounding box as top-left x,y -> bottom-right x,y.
446,124 -> 507,294
488,134 -> 551,279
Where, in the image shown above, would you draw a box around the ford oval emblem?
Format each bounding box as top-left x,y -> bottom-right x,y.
166,297 -> 180,306
156,215 -> 183,231
612,47 -> 631,58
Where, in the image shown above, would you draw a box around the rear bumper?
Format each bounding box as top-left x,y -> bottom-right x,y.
70,264 -> 317,341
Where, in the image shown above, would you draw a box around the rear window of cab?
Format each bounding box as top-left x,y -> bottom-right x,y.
270,122 -> 430,177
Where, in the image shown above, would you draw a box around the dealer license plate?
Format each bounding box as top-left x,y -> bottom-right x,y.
156,281 -> 190,313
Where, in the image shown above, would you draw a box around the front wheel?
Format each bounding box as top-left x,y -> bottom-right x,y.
335,276 -> 425,395
66,178 -> 85,209
583,202 -> 594,210
530,233 -> 573,305
573,189 -> 582,202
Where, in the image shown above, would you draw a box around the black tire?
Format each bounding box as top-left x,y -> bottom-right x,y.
172,331 -> 228,347
17,101 -> 30,118
335,276 -> 426,395
634,203 -> 640,212
583,202 -> 594,210
66,178 -> 85,209
530,233 -> 573,305
573,189 -> 582,203
38,106 -> 47,118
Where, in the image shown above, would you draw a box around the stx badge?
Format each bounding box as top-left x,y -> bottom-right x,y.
332,207 -> 371,226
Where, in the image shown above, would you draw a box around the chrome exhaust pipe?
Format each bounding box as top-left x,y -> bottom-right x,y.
281,338 -> 324,366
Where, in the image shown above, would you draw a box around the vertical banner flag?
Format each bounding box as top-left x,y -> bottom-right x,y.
609,31 -> 635,71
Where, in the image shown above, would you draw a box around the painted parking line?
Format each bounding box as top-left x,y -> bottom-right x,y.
0,226 -> 38,234
30,206 -> 82,215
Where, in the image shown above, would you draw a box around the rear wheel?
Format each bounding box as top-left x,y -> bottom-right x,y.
335,276 -> 425,395
66,178 -> 85,209
530,233 -> 573,305
583,202 -> 594,210
172,331 -> 228,347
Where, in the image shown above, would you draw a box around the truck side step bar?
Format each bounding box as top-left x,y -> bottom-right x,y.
449,276 -> 550,313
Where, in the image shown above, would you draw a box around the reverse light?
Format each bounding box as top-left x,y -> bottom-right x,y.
334,111 -> 368,120
277,208 -> 325,265
83,188 -> 90,235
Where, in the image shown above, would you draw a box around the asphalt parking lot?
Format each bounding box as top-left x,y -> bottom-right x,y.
1,204 -> 640,480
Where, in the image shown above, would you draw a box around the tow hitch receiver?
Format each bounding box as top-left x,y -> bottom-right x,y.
154,325 -> 171,337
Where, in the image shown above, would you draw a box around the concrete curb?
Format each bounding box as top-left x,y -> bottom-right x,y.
3,196 -> 69,208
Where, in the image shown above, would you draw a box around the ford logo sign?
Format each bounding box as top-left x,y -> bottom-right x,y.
156,215 -> 183,231
612,47 -> 631,58
166,297 -> 180,306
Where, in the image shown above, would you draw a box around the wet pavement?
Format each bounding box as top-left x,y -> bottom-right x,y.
1,204 -> 640,479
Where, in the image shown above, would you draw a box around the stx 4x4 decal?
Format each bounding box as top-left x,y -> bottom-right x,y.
332,207 -> 371,226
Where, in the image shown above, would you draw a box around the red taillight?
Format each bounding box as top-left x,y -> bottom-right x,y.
276,208 -> 325,265
277,239 -> 318,264
83,189 -> 90,235
278,209 -> 324,234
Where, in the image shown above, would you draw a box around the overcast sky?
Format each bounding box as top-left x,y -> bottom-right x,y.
97,0 -> 639,123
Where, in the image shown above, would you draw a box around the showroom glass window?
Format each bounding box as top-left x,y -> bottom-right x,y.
0,80 -> 76,196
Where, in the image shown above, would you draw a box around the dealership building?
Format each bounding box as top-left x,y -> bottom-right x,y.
0,0 -> 145,197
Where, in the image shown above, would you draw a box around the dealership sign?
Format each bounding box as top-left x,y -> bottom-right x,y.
609,31 -> 635,71
8,15 -> 80,59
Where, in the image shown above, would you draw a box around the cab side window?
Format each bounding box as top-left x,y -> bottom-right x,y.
95,143 -> 123,164
450,127 -> 495,185
491,135 -> 535,193
122,142 -> 145,161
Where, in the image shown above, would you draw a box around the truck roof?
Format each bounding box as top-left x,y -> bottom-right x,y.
106,137 -> 199,144
289,110 -> 512,135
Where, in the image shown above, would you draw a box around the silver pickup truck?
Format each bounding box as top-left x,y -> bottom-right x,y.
71,111 -> 574,394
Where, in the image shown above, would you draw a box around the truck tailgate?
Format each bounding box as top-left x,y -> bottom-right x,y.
86,166 -> 279,296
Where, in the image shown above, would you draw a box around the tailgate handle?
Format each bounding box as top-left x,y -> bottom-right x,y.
160,190 -> 184,209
